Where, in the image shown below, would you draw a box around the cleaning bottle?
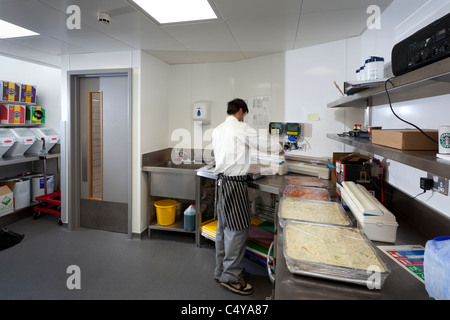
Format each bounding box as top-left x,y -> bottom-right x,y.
184,204 -> 196,232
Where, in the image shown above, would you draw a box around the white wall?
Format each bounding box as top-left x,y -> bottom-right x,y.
167,54 -> 286,150
359,0 -> 450,218
167,43 -> 363,159
285,38 -> 364,157
0,55 -> 61,130
139,51 -> 170,232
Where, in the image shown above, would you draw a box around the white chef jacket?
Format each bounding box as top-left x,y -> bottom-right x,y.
212,116 -> 259,176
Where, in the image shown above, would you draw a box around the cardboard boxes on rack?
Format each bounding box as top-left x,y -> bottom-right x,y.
0,105 -> 26,124
25,106 -> 45,124
371,129 -> 439,151
1,81 -> 37,103
2,81 -> 21,102
20,84 -> 37,104
0,185 -> 14,217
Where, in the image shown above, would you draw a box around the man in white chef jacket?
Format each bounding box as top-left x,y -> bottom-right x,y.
212,98 -> 279,295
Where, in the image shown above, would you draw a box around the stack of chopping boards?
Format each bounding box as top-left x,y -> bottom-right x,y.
201,217 -> 274,265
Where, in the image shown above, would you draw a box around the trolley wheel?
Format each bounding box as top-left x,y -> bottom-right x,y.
58,219 -> 63,226
33,212 -> 41,220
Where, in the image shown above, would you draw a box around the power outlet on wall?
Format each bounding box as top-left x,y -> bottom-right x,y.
427,173 -> 449,196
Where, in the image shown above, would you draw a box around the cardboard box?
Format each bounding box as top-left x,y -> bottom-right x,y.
372,129 -> 438,151
25,106 -> 45,124
0,105 -> 26,124
2,81 -> 21,102
20,84 -> 37,104
0,185 -> 14,217
0,180 -> 30,210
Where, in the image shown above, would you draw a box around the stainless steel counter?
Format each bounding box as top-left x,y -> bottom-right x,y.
275,217 -> 432,300
196,169 -> 286,195
197,169 -> 431,300
143,154 -> 432,300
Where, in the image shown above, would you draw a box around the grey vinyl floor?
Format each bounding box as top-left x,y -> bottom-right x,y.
0,214 -> 273,300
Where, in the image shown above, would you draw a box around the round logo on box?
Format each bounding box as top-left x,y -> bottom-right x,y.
440,133 -> 450,149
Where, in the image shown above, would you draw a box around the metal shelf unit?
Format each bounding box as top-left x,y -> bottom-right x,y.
0,99 -> 37,106
327,57 -> 450,177
328,56 -> 450,109
0,153 -> 59,167
327,134 -> 450,179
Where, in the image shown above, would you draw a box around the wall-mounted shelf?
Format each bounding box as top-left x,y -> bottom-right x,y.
327,134 -> 450,179
0,124 -> 41,128
0,153 -> 60,167
0,99 -> 37,106
328,56 -> 450,109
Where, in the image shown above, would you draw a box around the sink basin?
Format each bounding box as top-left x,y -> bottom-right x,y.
156,161 -> 204,170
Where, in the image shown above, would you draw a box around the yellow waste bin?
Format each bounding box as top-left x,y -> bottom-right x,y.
154,199 -> 177,226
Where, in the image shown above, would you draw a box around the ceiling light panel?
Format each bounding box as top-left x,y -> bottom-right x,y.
0,19 -> 39,39
129,0 -> 219,24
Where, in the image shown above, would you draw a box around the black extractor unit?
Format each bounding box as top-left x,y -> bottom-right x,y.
392,12 -> 450,76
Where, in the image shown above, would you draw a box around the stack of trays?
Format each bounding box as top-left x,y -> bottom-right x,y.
201,217 -> 274,266
279,175 -> 391,288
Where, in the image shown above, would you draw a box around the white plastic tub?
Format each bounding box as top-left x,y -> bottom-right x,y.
4,128 -> 36,157
0,129 -> 16,157
26,128 -> 59,155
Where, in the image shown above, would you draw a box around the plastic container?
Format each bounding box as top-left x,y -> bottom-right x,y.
340,182 -> 398,243
366,56 -> 385,80
154,199 -> 177,226
4,128 -> 36,157
26,128 -> 59,155
355,69 -> 361,81
0,129 -> 15,157
183,204 -> 196,232
424,236 -> 450,300
31,174 -> 54,200
363,59 -> 372,80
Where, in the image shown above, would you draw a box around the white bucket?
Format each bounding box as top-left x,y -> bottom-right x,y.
6,178 -> 30,209
31,174 -> 54,201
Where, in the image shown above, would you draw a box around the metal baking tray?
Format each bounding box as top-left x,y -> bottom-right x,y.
278,196 -> 352,228
283,221 -> 390,288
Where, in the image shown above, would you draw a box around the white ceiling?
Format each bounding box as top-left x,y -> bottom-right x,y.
0,0 -> 393,68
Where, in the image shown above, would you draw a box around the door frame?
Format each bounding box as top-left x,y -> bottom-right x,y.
66,69 -> 132,237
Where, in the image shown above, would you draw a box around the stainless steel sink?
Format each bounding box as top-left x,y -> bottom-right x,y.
156,161 -> 204,170
144,161 -> 205,200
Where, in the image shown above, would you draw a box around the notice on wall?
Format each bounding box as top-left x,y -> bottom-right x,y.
244,96 -> 271,130
377,245 -> 425,283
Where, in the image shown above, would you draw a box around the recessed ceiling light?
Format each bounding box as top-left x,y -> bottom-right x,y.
129,0 -> 219,25
0,19 -> 39,39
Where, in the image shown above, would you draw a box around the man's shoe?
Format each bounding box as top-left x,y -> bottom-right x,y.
220,279 -> 253,295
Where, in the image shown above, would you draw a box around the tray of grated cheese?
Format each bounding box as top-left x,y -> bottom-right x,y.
279,197 -> 352,228
283,221 -> 390,287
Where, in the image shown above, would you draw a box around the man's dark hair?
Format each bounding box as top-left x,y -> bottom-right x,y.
227,98 -> 249,115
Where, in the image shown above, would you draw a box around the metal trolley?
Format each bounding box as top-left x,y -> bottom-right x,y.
32,153 -> 62,225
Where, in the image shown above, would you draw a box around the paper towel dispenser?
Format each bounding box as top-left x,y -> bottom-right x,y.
193,100 -> 212,124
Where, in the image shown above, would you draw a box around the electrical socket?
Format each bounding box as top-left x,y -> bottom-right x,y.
427,173 -> 449,196
420,177 -> 433,191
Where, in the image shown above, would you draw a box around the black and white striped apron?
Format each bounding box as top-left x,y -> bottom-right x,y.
215,174 -> 251,231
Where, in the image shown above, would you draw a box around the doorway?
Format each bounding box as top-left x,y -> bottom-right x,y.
67,69 -> 132,236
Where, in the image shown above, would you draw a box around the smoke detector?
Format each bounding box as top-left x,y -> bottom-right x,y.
98,12 -> 111,24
